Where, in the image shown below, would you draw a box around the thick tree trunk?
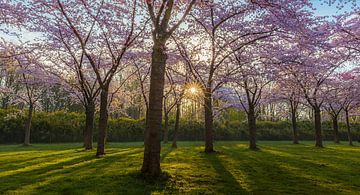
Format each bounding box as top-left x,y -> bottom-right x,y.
163,113 -> 169,144
248,106 -> 257,150
314,107 -> 323,147
24,103 -> 34,146
204,86 -> 215,153
172,103 -> 181,148
142,40 -> 166,177
345,110 -> 353,146
291,109 -> 299,144
332,115 -> 340,144
96,89 -> 109,157
84,101 -> 95,150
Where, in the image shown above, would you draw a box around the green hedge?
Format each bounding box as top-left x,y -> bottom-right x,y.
0,109 -> 359,143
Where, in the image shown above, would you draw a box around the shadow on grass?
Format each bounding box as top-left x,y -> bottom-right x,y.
38,148 -> 177,194
202,152 -> 247,194
0,144 -> 83,152
160,147 -> 173,162
0,147 -> 178,194
0,150 -> 80,171
221,144 -> 359,193
1,142 -> 359,194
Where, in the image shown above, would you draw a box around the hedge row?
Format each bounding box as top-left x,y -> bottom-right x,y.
0,109 -> 359,143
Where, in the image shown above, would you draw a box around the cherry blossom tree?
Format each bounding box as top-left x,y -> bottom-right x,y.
339,70 -> 360,145
323,77 -> 347,144
272,80 -> 302,144
175,0 -> 315,152
162,71 -> 179,144
43,36 -> 101,150
0,53 -> 17,108
1,42 -> 54,145
174,4 -> 267,152
231,52 -> 273,150
164,58 -> 190,145
133,57 -> 150,115
24,0 -> 144,156
276,40 -> 349,147
142,0 -> 196,176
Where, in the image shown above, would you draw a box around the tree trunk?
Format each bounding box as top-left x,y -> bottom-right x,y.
172,103 -> 181,148
96,89 -> 109,157
314,107 -> 323,147
24,103 -> 34,146
270,104 -> 275,122
2,96 -> 9,109
204,86 -> 214,153
291,108 -> 299,144
141,40 -> 166,177
345,110 -> 353,146
163,112 -> 169,144
84,101 -> 95,150
332,115 -> 340,144
248,105 -> 257,150
309,109 -> 313,121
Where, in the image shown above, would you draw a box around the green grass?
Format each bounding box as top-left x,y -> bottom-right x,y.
0,141 -> 359,194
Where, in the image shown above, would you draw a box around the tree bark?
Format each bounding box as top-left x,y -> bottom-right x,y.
84,101 -> 95,150
2,96 -> 9,109
248,105 -> 257,150
163,112 -> 169,144
24,103 -> 34,146
142,40 -> 166,177
172,103 -> 181,148
291,108 -> 299,144
332,115 -> 340,144
345,110 -> 353,146
314,107 -> 323,147
204,86 -> 215,153
96,89 -> 109,157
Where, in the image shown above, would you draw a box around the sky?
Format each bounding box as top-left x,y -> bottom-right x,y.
311,0 -> 355,17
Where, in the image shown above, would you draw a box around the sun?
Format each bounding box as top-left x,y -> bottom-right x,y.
185,82 -> 202,97
189,86 -> 198,94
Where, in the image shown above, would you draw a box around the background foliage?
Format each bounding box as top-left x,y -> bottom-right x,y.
1,109 -> 359,144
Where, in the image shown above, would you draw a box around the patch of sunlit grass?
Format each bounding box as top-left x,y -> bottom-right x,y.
0,141 -> 359,194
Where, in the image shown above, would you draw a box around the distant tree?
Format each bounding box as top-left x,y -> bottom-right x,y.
339,70 -> 360,145
276,43 -> 348,147
1,42 -> 53,145
323,77 -> 347,144
43,35 -> 100,150
232,53 -> 273,150
272,80 -> 302,144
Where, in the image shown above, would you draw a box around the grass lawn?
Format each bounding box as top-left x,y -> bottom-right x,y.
0,141 -> 359,194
